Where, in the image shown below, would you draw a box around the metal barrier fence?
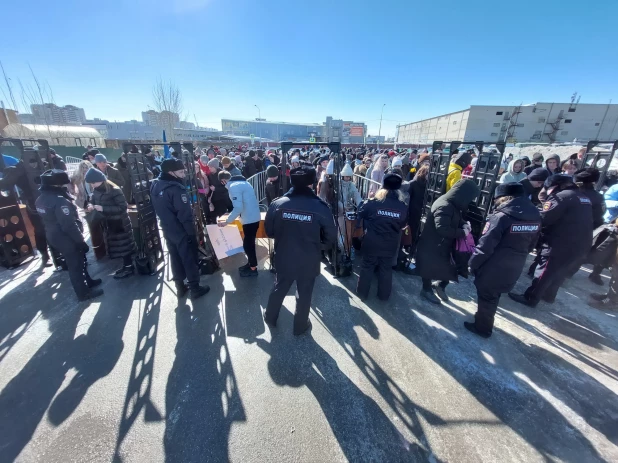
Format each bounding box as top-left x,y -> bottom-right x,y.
247,170 -> 268,205
65,155 -> 82,176
354,174 -> 382,200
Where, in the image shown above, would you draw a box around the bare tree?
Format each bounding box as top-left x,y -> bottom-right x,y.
152,77 -> 184,142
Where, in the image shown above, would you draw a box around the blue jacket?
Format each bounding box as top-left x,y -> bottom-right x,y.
225,176 -> 261,225
151,173 -> 195,243
604,184 -> 618,223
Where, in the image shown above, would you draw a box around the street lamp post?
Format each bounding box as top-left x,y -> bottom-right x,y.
254,105 -> 261,148
378,103 -> 386,150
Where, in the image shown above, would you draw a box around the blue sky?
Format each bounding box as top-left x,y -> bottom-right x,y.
2,0 -> 617,137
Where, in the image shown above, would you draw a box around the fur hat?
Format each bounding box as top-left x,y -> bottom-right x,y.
84,167 -> 107,184
340,164 -> 354,177
40,169 -> 70,186
574,168 -> 600,184
266,165 -> 279,178
161,158 -> 185,173
544,174 -> 575,189
527,167 -> 550,182
494,182 -> 525,199
383,173 -> 403,190
290,166 -> 316,188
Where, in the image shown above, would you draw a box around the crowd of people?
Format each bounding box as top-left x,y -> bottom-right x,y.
1,142 -> 616,339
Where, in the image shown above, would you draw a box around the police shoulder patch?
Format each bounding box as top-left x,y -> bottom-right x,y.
61,206 -> 70,216
543,201 -> 555,211
181,194 -> 188,203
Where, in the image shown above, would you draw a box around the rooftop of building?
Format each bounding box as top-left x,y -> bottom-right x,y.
222,118 -> 324,127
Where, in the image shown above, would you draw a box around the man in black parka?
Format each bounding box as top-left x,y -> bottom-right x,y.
151,159 -> 210,301
465,183 -> 541,338
264,165 -> 337,336
509,174 -> 593,307
356,173 -> 408,301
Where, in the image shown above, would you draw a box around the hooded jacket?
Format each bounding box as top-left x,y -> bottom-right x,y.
500,159 -> 527,183
224,176 -> 261,225
446,151 -> 472,192
416,179 -> 480,281
470,196 -> 541,293
545,154 -> 562,175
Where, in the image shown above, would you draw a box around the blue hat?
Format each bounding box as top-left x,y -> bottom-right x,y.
85,167 -> 106,184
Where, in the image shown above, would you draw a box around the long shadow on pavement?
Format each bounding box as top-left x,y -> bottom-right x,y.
163,270 -> 247,462
337,266 -> 611,462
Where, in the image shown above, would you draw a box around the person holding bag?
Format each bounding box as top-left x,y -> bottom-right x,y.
416,179 -> 480,304
85,168 -> 137,279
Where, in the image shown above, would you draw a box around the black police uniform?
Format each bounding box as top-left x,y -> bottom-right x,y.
469,196 -> 541,334
356,190 -> 408,300
264,183 -> 337,335
151,172 -> 201,290
35,172 -> 99,299
517,186 -> 593,306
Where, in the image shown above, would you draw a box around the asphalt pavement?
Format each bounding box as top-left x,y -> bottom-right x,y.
1,242 -> 617,462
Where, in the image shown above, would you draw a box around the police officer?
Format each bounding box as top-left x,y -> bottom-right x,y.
0,148 -> 52,267
509,174 -> 593,307
263,165 -> 336,336
356,173 -> 408,301
465,183 -> 541,338
151,159 -> 210,301
35,170 -> 103,301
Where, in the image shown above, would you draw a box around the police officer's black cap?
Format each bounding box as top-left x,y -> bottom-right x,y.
383,173 -> 403,190
527,167 -> 550,182
544,174 -> 575,189
161,158 -> 185,173
40,169 -> 70,186
290,166 -> 316,187
495,182 -> 525,199
574,168 -> 600,184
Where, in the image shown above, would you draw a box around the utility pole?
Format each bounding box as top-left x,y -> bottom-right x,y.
255,105 -> 261,148
378,103 -> 386,150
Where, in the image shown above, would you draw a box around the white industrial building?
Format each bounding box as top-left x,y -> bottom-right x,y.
397,102 -> 618,145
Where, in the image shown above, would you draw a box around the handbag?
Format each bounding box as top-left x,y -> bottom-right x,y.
452,233 -> 476,278
84,209 -> 105,227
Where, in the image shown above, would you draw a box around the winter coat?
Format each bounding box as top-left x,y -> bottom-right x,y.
408,175 -> 427,235
242,158 -> 258,178
545,154 -> 562,175
340,179 -> 362,212
36,185 -> 85,250
416,179 -> 480,282
369,166 -> 385,197
604,183 -> 618,223
0,161 -> 40,209
500,160 -> 527,183
97,164 -> 126,188
541,186 -> 593,258
265,187 -> 337,279
151,173 -> 196,244
520,178 -> 542,207
354,164 -> 368,177
265,178 -> 282,205
470,196 -> 541,294
358,191 -> 408,258
207,172 -> 229,205
579,184 -> 605,229
445,163 -> 462,192
225,165 -> 242,177
91,184 -> 136,259
115,163 -> 133,202
225,176 -> 261,225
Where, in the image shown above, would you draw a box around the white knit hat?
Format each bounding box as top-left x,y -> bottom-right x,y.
341,164 -> 354,176
326,159 -> 334,175
392,157 -> 403,168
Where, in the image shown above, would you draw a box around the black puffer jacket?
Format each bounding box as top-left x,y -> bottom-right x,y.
91,184 -> 136,259
416,179 -> 480,282
470,196 -> 541,293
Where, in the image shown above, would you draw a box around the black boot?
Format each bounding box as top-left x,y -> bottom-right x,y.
464,321 -> 492,338
40,255 -> 53,268
174,281 -> 190,298
589,273 -> 604,286
77,287 -> 104,302
294,319 -> 312,336
190,285 -> 210,301
508,292 -> 537,308
87,277 -> 103,288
